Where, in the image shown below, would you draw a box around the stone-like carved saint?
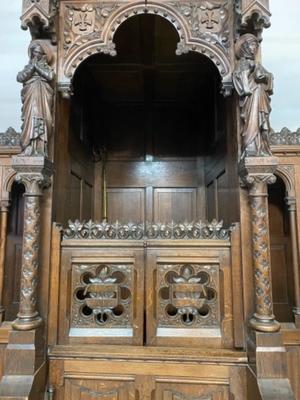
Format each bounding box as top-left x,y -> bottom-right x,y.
17,40 -> 55,156
233,33 -> 273,157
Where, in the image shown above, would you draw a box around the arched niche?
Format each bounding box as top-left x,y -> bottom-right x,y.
55,12 -> 240,226
268,174 -> 295,322
59,1 -> 232,97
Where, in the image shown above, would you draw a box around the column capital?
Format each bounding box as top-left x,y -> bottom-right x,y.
239,156 -> 278,191
12,156 -> 54,195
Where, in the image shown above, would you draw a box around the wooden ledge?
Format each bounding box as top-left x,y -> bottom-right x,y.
0,322 -> 12,344
49,345 -> 247,365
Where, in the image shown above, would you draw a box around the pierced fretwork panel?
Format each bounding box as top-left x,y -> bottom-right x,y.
157,264 -> 220,328
71,263 -> 133,329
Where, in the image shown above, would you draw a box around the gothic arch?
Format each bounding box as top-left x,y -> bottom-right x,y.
276,165 -> 296,198
60,1 -> 233,96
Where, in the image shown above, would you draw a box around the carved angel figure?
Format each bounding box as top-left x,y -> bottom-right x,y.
233,34 -> 273,157
17,40 -> 55,156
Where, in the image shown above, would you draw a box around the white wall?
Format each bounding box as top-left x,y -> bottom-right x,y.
263,0 -> 300,131
0,1 -> 299,132
0,0 -> 29,132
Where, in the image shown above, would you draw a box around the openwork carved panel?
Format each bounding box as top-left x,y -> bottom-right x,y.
157,264 -> 219,328
63,220 -> 232,240
71,263 -> 133,329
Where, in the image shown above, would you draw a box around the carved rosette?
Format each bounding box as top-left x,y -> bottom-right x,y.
240,157 -> 280,332
11,156 -> 53,330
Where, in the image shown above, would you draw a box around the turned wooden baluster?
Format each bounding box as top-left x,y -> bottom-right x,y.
0,200 -> 9,323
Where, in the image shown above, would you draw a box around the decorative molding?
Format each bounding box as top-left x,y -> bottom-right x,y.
270,128 -> 300,146
0,128 -> 21,147
157,264 -> 219,328
276,164 -> 295,195
63,220 -> 232,240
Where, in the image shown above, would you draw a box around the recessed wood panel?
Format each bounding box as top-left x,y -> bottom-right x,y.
81,181 -> 93,221
65,378 -> 136,400
153,188 -> 196,222
107,188 -> 145,223
69,171 -> 81,221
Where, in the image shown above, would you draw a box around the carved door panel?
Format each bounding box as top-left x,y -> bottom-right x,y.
65,378 -> 136,399
58,243 -> 144,345
146,245 -> 233,348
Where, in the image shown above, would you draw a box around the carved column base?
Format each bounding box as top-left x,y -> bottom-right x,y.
12,314 -> 43,331
249,314 -> 280,333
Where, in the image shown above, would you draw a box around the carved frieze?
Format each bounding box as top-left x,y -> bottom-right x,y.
63,2 -> 120,58
270,128 -> 300,146
157,264 -> 219,328
0,128 -> 21,147
169,0 -> 229,52
63,220 -> 232,240
71,263 -> 133,328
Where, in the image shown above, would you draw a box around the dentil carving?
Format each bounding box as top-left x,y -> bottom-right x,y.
63,2 -> 120,57
170,1 -> 229,52
17,41 -> 55,156
233,34 -> 273,157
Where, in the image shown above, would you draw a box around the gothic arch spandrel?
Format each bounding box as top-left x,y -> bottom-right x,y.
58,0 -> 234,96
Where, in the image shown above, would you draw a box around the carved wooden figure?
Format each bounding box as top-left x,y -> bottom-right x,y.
233,33 -> 273,157
17,40 -> 55,157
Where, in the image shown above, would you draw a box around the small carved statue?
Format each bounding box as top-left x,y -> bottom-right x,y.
233,33 -> 273,157
17,40 -> 55,156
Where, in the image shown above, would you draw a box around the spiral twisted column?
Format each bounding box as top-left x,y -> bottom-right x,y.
11,156 -> 53,331
240,157 -> 280,333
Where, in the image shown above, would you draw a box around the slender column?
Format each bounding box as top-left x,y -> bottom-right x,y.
12,156 -> 53,331
285,196 -> 300,326
0,200 -> 10,322
240,157 -> 280,333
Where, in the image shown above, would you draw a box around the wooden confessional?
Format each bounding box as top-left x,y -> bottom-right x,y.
0,1 -> 299,399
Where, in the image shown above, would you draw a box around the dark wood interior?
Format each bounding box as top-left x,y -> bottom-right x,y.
269,176 -> 294,322
53,14 -> 239,226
